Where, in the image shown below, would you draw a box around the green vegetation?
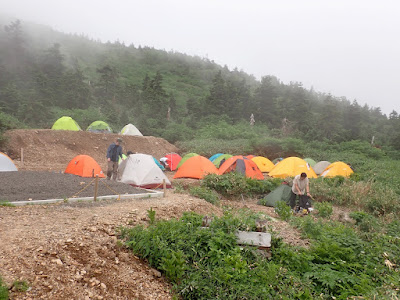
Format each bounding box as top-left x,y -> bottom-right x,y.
0,201 -> 14,207
121,210 -> 400,299
0,276 -> 8,300
314,202 -> 333,218
274,201 -> 292,221
189,186 -> 220,205
11,280 -> 29,292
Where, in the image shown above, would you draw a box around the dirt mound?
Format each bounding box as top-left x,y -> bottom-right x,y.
1,129 -> 179,172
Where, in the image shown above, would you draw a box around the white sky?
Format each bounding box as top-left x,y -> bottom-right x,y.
1,0 -> 399,114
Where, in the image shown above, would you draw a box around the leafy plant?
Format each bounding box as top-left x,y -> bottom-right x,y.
12,280 -> 29,292
147,207 -> 156,225
274,201 -> 292,221
314,202 -> 333,218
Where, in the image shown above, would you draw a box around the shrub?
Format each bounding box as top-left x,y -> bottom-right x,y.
274,201 -> 292,221
189,186 -> 220,205
314,202 -> 333,218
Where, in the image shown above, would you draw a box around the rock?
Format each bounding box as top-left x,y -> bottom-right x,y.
52,259 -> 63,265
151,269 -> 162,278
100,282 -> 107,290
90,227 -> 97,232
66,239 -> 73,243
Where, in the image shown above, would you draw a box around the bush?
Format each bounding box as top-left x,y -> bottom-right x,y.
314,202 -> 333,218
202,173 -> 281,198
274,201 -> 292,221
189,186 -> 220,205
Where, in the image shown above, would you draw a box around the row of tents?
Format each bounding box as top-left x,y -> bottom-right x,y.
51,116 -> 143,136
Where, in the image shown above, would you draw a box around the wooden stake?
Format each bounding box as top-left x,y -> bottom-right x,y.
94,175 -> 99,201
21,148 -> 24,166
163,179 -> 167,197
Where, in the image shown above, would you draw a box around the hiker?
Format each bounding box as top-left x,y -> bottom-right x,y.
106,138 -> 124,180
289,172 -> 311,211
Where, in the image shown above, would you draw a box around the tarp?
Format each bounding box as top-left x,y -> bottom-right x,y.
0,152 -> 18,172
212,154 -> 233,168
219,155 -> 264,180
321,161 -> 354,178
65,155 -> 105,178
251,156 -> 275,173
313,161 -> 332,175
86,121 -> 112,133
261,184 -> 292,207
51,116 -> 81,131
268,157 -> 317,178
120,123 -> 143,136
176,153 -> 199,169
119,153 -> 171,188
304,158 -> 317,167
174,156 -> 218,179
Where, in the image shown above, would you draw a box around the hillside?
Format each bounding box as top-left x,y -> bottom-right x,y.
1,18 -> 399,149
1,130 -> 178,171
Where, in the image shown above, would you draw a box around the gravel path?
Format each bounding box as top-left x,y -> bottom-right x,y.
0,171 -> 146,202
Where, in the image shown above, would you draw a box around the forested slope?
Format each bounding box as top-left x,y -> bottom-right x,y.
1,17 -> 400,149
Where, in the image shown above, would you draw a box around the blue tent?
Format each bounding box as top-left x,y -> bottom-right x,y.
153,157 -> 165,170
209,153 -> 224,162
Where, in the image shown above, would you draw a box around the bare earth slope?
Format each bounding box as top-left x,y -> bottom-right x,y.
2,129 -> 179,172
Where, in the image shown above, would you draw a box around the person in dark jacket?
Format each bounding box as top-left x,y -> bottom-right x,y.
106,138 -> 123,180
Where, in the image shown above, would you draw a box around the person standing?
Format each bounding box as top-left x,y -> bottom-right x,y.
106,138 -> 123,180
289,172 -> 311,210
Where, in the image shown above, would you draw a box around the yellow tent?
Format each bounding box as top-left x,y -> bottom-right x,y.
320,162 -> 354,178
251,156 -> 275,173
268,157 -> 317,178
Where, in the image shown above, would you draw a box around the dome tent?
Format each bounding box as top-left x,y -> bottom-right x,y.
268,157 -> 317,179
51,116 -> 81,131
120,123 -> 143,136
304,158 -> 317,167
174,156 -> 218,179
209,153 -> 224,162
219,156 -> 264,180
119,154 -> 171,188
0,152 -> 18,172
321,161 -> 354,178
313,161 -> 332,175
176,153 -> 199,170
212,154 -> 233,168
65,155 -> 105,178
86,121 -> 112,133
251,156 -> 275,173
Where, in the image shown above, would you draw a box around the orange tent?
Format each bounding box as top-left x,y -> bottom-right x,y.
219,156 -> 264,180
65,155 -> 105,178
165,153 -> 182,171
174,156 -> 218,179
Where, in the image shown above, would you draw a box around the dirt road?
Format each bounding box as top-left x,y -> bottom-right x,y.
0,191 -> 307,299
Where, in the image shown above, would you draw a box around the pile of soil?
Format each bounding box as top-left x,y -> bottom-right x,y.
2,129 -> 179,172
0,171 -> 147,202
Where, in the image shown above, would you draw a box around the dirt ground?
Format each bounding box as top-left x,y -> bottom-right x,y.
0,171 -> 148,202
0,129 -> 310,299
2,129 -> 179,172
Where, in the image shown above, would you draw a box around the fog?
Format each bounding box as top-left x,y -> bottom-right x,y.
1,0 -> 399,114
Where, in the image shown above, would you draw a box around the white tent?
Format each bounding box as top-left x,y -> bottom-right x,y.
120,123 -> 143,136
118,154 -> 171,188
313,161 -> 331,175
0,152 -> 18,172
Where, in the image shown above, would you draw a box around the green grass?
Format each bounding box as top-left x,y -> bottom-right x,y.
0,276 -> 8,300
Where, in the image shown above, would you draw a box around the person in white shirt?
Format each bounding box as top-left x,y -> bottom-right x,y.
289,172 -> 311,210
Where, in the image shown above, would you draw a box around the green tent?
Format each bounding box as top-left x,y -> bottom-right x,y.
51,116 -> 81,131
260,184 -> 292,207
213,154 -> 232,168
304,158 -> 317,167
176,153 -> 199,169
87,120 -> 112,133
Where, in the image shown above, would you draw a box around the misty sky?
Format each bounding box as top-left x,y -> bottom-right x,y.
1,0 -> 399,114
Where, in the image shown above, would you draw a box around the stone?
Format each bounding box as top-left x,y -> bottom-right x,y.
52,259 -> 63,265
100,283 -> 107,290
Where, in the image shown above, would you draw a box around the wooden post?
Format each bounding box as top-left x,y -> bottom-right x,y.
94,175 -> 99,201
20,148 -> 24,167
163,179 -> 167,197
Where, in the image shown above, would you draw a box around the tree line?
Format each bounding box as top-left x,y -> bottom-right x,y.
0,19 -> 399,150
